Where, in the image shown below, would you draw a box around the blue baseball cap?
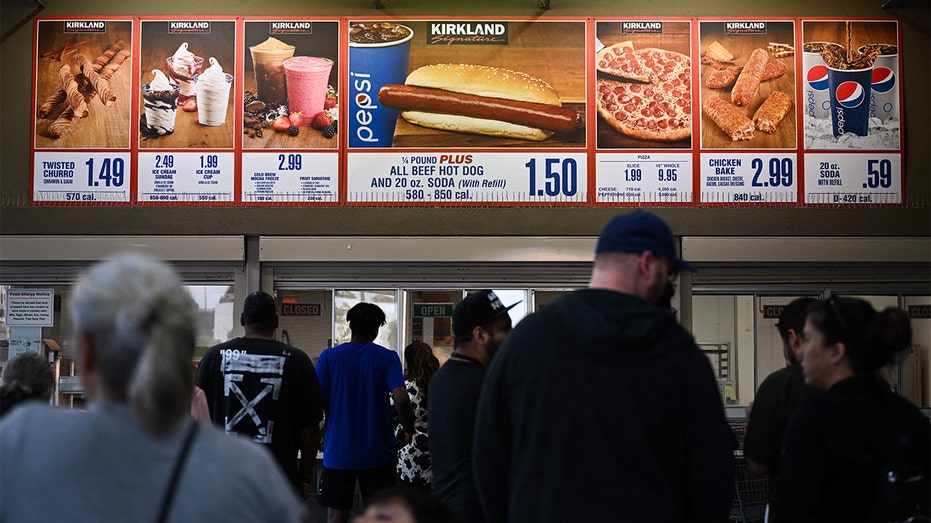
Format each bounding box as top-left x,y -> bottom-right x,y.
596,211 -> 697,272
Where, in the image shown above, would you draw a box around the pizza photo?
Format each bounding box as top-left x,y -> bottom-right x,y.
595,21 -> 692,149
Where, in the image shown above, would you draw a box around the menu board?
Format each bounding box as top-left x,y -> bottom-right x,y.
29,16 -> 905,207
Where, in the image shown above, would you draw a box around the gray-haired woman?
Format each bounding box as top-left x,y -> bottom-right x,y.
1,254 -> 307,523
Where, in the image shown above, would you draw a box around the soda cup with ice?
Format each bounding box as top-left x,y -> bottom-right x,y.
858,44 -> 898,122
827,66 -> 871,137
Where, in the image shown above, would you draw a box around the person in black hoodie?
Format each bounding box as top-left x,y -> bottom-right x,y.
473,210 -> 736,523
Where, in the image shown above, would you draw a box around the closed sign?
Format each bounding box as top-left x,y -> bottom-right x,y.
281,303 -> 321,316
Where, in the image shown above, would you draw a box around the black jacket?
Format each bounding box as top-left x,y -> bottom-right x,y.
473,288 -> 736,523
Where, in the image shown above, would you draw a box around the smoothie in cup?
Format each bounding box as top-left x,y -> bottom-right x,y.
250,37 -> 295,105
141,69 -> 181,136
166,42 -> 204,103
194,57 -> 233,126
283,56 -> 333,125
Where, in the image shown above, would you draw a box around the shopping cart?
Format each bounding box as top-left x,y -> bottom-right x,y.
728,424 -> 769,523
730,449 -> 770,523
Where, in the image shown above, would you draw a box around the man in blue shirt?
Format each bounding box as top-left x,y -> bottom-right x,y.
316,302 -> 415,523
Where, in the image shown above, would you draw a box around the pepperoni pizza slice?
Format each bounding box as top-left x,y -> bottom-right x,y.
596,41 -> 651,83
596,46 -> 692,143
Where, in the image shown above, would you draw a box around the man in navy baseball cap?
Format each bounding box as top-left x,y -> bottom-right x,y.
596,210 -> 697,273
474,212 -> 734,523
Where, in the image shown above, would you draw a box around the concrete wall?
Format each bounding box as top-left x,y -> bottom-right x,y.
2,0 -> 928,237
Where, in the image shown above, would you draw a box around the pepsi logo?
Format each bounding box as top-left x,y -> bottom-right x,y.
870,67 -> 896,93
835,81 -> 865,109
806,65 -> 829,91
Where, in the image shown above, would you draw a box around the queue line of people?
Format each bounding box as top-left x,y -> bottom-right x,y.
1,211 -> 928,523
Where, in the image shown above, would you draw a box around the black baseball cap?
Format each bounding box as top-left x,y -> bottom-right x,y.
596,210 -> 697,272
452,290 -> 520,341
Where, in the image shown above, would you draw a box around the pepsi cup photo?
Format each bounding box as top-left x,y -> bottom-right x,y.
858,44 -> 898,123
348,22 -> 414,148
802,42 -> 839,119
826,66 -> 871,137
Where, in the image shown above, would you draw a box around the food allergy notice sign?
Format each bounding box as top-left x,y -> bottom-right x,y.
6,289 -> 55,326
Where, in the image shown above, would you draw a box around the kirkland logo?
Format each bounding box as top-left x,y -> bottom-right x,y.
622,22 -> 663,34
64,21 -> 107,33
428,21 -> 508,45
725,22 -> 767,34
169,21 -> 211,34
270,21 -> 313,34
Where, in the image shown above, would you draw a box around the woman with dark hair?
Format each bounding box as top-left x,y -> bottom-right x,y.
771,296 -> 930,523
397,340 -> 440,490
0,352 -> 54,416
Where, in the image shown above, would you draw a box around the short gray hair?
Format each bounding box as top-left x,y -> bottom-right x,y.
71,254 -> 196,435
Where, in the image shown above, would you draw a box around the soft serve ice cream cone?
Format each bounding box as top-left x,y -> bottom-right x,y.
194,57 -> 233,126
166,42 -> 204,103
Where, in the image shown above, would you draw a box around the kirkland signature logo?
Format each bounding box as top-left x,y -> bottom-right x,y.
622,22 -> 663,34
270,21 -> 313,34
169,21 -> 211,34
428,21 -> 508,45
64,21 -> 107,33
725,22 -> 767,34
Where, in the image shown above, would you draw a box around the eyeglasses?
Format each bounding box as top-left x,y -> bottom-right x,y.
826,295 -> 851,341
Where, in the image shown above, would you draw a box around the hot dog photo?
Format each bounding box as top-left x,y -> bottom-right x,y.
348,20 -> 586,148
698,20 -> 797,150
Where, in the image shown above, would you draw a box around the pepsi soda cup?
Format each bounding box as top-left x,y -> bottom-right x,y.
348,22 -> 413,148
802,42 -> 840,119
859,44 -> 898,122
827,65 -> 871,137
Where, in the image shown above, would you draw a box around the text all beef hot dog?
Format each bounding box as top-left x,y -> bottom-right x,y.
377,63 -> 581,141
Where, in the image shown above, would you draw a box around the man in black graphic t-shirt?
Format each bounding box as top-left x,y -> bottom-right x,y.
196,291 -> 323,496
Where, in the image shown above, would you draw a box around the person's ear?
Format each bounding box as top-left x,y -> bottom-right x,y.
788,329 -> 803,358
240,312 -> 246,327
828,341 -> 847,365
638,250 -> 655,276
473,325 -> 489,346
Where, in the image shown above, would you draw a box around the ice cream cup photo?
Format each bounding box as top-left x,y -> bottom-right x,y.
142,69 -> 181,136
801,42 -> 840,120
826,66 -> 872,137
348,22 -> 413,147
166,42 -> 204,103
283,56 -> 334,126
858,44 -> 898,122
194,57 -> 233,127
250,37 -> 296,106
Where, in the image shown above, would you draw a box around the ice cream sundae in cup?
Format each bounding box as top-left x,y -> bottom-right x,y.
166,42 -> 204,103
141,69 -> 181,137
194,57 -> 233,126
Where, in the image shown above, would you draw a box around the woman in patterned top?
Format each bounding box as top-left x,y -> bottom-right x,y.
396,341 -> 440,490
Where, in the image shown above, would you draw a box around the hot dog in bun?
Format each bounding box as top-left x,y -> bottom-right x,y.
377,63 -> 581,141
